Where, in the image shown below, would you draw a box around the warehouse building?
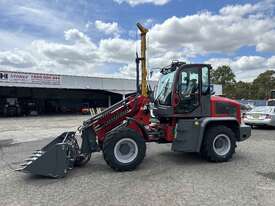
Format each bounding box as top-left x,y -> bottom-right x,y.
0,70 -> 222,116
0,70 -> 139,116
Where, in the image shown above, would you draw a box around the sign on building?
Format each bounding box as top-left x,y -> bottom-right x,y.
0,71 -> 61,85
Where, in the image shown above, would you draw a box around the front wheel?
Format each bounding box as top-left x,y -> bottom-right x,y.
201,126 -> 236,162
103,128 -> 146,171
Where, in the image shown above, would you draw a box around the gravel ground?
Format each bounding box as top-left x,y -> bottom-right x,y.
0,116 -> 275,206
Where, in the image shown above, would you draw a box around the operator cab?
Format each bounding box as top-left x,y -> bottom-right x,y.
153,62 -> 212,118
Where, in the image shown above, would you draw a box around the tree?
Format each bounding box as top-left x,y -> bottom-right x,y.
251,70 -> 275,99
211,65 -> 236,85
234,81 -> 252,99
211,65 -> 275,100
211,65 -> 236,98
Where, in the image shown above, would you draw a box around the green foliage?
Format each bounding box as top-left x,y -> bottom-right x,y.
234,81 -> 252,99
211,65 -> 236,85
251,70 -> 275,99
211,66 -> 275,100
211,65 -> 236,98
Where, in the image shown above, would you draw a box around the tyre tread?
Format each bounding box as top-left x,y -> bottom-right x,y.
103,127 -> 146,171
201,125 -> 236,162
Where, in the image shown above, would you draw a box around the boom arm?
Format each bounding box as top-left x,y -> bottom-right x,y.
137,23 -> 149,97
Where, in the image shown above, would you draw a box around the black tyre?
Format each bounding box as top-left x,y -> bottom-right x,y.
103,128 -> 146,171
201,126 -> 236,162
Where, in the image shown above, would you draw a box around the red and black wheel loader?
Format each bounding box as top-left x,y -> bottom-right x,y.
17,23 -> 251,178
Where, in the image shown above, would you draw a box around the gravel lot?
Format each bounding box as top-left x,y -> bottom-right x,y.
0,115 -> 275,206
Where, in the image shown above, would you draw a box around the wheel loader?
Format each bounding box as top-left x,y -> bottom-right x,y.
17,23 -> 251,178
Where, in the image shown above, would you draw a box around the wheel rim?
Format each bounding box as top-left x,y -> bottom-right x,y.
212,134 -> 231,156
114,138 -> 138,164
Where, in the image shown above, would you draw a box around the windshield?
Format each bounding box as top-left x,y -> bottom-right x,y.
251,106 -> 274,113
155,70 -> 176,105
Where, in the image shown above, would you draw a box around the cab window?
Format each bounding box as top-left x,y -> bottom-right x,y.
202,66 -> 210,94
176,68 -> 200,113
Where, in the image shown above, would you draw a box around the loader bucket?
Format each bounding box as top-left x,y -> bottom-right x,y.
17,132 -> 76,178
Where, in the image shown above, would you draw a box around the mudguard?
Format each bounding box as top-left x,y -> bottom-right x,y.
172,117 -> 240,153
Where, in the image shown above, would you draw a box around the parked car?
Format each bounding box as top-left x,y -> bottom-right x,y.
244,106 -> 275,127
240,103 -> 254,118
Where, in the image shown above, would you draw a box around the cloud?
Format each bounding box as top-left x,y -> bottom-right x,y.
0,49 -> 36,68
32,40 -> 98,66
0,2 -> 75,35
118,50 -> 188,79
113,0 -> 170,6
0,29 -> 101,74
0,30 -> 36,50
0,29 -> 136,75
99,38 -> 136,63
206,56 -> 275,81
149,2 -> 275,54
267,56 -> 275,67
0,1 -> 275,82
64,29 -> 96,46
219,3 -> 259,16
95,20 -> 120,36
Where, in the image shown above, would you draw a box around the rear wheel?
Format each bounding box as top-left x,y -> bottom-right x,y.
103,128 -> 146,171
201,126 -> 236,162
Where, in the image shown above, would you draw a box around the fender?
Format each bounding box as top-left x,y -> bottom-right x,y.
172,117 -> 239,153
126,117 -> 149,140
196,117 -> 240,152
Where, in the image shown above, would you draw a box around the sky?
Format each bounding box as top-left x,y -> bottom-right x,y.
0,0 -> 274,81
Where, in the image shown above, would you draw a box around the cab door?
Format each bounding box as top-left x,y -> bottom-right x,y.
173,65 -> 211,117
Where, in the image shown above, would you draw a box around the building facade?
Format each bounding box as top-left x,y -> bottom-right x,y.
0,70 -> 222,116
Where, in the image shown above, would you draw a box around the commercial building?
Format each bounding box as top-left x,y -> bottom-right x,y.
0,70 -> 222,116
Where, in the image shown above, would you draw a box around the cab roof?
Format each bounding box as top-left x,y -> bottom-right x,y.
160,62 -> 211,74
